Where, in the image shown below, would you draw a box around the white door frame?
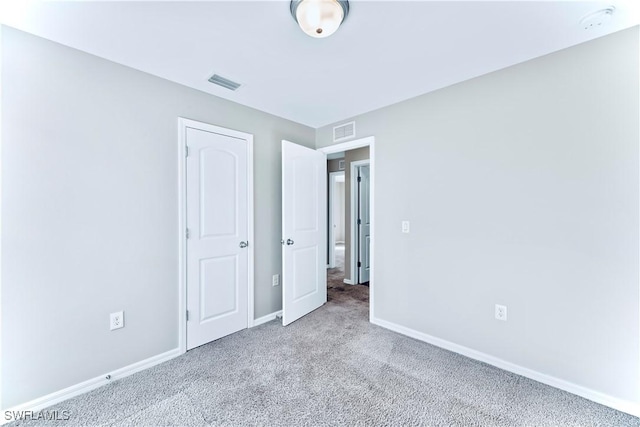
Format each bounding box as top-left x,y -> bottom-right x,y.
177,117 -> 255,354
318,136 -> 375,321
328,171 -> 345,268
350,160 -> 370,285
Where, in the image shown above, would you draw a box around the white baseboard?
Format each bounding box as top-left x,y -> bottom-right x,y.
371,316 -> 640,417
1,348 -> 182,424
252,310 -> 282,327
343,278 -> 353,285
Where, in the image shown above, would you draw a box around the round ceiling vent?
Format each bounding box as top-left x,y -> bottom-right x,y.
580,6 -> 615,30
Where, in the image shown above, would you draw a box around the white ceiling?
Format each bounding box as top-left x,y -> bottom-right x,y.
1,1 -> 638,128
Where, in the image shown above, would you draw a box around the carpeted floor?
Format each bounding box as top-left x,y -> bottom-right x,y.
9,247 -> 639,426
326,244 -> 368,307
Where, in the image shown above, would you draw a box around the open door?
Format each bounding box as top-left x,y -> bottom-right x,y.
282,140 -> 327,326
358,165 -> 371,283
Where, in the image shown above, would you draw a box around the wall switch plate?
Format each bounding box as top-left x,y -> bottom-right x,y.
402,221 -> 410,233
110,311 -> 124,330
495,304 -> 507,321
272,274 -> 280,287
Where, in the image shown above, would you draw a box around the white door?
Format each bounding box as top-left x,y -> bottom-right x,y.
186,125 -> 250,350
358,165 -> 371,283
282,140 -> 327,326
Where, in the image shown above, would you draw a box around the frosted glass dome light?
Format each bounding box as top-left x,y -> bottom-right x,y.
290,0 -> 349,38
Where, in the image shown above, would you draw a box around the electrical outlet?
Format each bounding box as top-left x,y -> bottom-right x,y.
272,274 -> 280,287
110,311 -> 124,330
402,221 -> 410,233
495,304 -> 507,321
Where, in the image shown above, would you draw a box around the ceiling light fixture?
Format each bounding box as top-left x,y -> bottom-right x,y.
290,0 -> 349,38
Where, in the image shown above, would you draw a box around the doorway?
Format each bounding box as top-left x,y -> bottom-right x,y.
328,170 -> 345,269
327,164 -> 347,295
280,137 -> 375,326
319,136 -> 375,320
329,149 -> 370,286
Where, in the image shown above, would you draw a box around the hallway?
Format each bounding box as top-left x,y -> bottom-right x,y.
327,243 -> 368,305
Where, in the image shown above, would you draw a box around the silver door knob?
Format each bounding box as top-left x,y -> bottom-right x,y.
286,239 -> 294,246
239,241 -> 248,248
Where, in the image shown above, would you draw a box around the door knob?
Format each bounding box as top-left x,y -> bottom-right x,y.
286,239 -> 294,246
239,241 -> 248,248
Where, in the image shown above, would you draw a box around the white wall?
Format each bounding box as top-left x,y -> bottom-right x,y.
0,26 -> 315,408
317,27 -> 640,406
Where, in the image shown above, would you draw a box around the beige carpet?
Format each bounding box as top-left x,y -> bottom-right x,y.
8,250 -> 639,426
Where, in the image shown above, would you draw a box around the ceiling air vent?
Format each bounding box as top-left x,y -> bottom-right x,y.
333,121 -> 355,142
208,74 -> 241,91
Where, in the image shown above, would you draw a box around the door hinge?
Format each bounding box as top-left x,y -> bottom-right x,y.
185,146 -> 189,157
186,310 -> 190,321
186,228 -> 190,239
358,176 -> 362,182
357,219 -> 362,225
358,261 -> 362,267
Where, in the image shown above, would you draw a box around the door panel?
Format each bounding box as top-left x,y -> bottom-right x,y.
200,255 -> 237,320
282,140 -> 327,326
292,157 -> 318,231
293,246 -> 319,300
187,127 -> 248,350
200,148 -> 238,238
